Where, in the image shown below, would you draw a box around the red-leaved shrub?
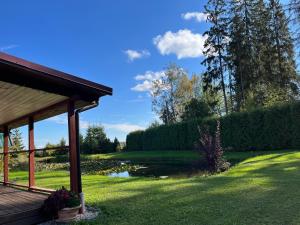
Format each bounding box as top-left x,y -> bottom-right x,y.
42,186 -> 80,218
197,120 -> 230,172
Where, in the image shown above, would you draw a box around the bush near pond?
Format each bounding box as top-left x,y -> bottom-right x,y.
126,102 -> 300,151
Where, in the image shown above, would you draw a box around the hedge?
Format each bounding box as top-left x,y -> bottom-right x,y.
126,102 -> 300,151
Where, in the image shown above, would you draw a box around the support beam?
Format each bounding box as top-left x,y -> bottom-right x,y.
76,111 -> 85,213
68,100 -> 79,193
75,112 -> 82,194
29,117 -> 35,188
3,126 -> 8,185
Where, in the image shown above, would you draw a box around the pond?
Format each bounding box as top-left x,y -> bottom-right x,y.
109,171 -> 130,178
37,156 -> 208,178
107,160 -> 207,178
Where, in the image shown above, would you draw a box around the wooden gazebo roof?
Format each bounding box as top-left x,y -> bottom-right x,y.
0,52 -> 112,131
0,52 -> 112,224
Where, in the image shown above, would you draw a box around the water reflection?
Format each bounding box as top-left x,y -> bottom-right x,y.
108,161 -> 206,178
109,171 -> 130,178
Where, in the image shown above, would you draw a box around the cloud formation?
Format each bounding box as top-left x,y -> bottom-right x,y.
124,49 -> 150,62
47,115 -> 67,125
153,29 -> 207,59
47,115 -> 90,129
103,123 -> 145,133
47,115 -> 144,133
181,12 -> 208,22
131,70 -> 165,92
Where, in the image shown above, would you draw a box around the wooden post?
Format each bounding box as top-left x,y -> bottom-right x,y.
68,100 -> 79,193
29,117 -> 35,188
3,126 -> 8,185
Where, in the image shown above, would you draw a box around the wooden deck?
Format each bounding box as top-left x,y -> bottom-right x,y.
0,186 -> 48,225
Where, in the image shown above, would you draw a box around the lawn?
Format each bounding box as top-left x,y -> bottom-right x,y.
11,150 -> 300,225
83,149 -> 296,164
82,150 -> 201,162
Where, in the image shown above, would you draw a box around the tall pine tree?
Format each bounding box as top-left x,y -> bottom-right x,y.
249,0 -> 274,107
202,0 -> 230,114
228,0 -> 256,111
227,0 -> 299,110
269,0 -> 298,100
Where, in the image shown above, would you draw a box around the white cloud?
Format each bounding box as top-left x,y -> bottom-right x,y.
153,29 -> 207,59
47,115 -> 67,125
131,80 -> 153,92
134,70 -> 165,81
103,123 -> 145,133
181,12 -> 208,22
131,70 -> 165,92
47,115 -> 144,133
47,115 -> 90,129
0,44 -> 18,51
79,120 -> 90,129
124,49 -> 150,62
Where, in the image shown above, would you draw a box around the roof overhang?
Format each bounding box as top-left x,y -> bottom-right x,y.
0,52 -> 113,131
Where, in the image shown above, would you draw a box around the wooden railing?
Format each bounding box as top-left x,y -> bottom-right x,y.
0,146 -> 69,155
0,146 -> 69,193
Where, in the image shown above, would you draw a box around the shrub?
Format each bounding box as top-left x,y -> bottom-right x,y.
197,121 -> 230,172
126,102 -> 300,151
126,130 -> 144,151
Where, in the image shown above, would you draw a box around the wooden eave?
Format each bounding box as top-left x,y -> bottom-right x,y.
0,52 -> 112,131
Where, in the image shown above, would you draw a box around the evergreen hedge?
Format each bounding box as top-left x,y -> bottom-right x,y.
126,102 -> 300,151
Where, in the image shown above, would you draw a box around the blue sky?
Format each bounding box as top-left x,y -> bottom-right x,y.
0,0 -> 210,146
0,0 -> 293,146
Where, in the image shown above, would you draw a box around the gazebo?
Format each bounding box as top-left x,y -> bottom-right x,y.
0,52 -> 112,224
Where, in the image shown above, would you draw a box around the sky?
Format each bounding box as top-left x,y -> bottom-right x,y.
0,0 -> 210,147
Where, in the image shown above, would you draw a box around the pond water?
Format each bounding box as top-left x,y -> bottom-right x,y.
109,171 -> 130,178
107,161 -> 207,178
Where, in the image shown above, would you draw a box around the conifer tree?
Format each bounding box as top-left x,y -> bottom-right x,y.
202,0 -> 230,114
228,0 -> 255,110
202,0 -> 299,111
113,137 -> 121,152
249,0 -> 274,106
227,0 -> 298,109
11,128 -> 25,151
269,0 -> 298,99
289,0 -> 300,49
252,0 -> 273,78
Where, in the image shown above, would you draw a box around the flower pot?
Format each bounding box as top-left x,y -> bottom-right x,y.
56,205 -> 81,223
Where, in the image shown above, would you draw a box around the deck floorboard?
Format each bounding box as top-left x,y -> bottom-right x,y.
0,186 -> 48,225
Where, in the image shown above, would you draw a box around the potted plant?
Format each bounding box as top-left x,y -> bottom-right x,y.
42,186 -> 81,223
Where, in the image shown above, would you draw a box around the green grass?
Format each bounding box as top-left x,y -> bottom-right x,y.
82,151 -> 201,161
85,149 -> 298,165
13,150 -> 300,225
40,150 -> 290,166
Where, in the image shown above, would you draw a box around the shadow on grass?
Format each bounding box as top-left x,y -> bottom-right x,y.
78,152 -> 300,225
224,149 -> 298,165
